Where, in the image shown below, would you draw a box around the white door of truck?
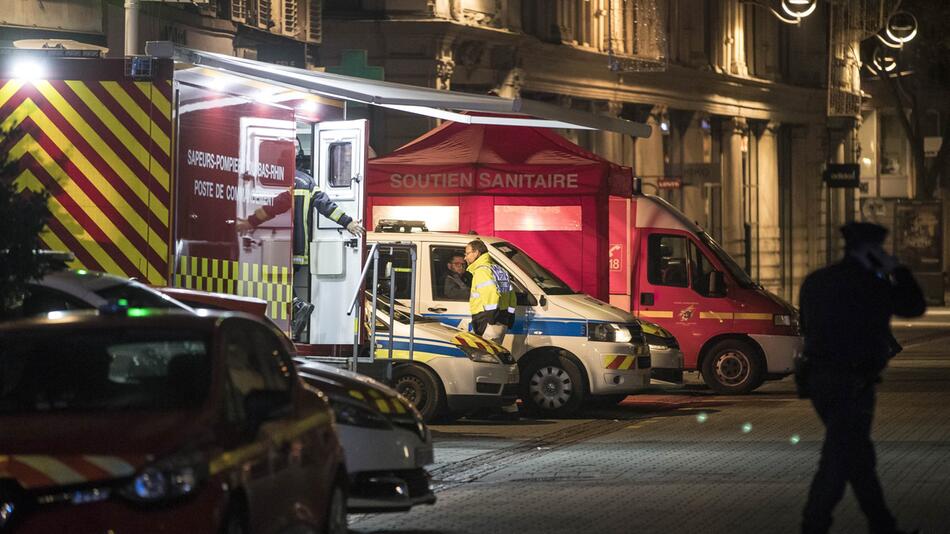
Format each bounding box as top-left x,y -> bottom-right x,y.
308,120 -> 367,345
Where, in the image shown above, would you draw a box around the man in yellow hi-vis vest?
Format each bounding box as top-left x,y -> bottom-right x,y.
464,239 -> 515,344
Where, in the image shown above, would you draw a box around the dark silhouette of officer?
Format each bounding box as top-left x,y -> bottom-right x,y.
799,222 -> 925,534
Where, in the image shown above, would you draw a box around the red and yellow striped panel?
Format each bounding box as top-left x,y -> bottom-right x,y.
0,454 -> 140,489
0,59 -> 174,284
603,355 -> 637,370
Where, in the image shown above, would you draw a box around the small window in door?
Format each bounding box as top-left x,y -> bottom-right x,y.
368,248 -> 413,300
430,246 -> 470,301
647,234 -> 689,287
327,142 -> 352,188
689,241 -> 719,297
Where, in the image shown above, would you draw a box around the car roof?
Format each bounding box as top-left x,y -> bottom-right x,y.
0,308 -> 250,334
36,269 -> 192,311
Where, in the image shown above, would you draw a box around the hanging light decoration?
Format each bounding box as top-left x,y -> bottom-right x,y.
877,11 -> 918,49
780,0 -> 818,22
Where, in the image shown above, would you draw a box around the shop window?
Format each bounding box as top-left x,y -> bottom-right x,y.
880,114 -> 908,176
493,205 -> 582,231
647,234 -> 689,287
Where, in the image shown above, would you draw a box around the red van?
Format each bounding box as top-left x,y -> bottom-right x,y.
609,194 -> 802,394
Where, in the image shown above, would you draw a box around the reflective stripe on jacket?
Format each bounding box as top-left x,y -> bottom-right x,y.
292,170 -> 354,265
466,253 -> 516,318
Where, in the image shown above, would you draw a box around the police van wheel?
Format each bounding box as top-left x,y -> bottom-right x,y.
522,354 -> 585,417
393,366 -> 444,422
701,339 -> 764,395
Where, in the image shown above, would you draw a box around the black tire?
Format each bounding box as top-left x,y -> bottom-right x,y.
393,365 -> 444,422
324,481 -> 348,534
521,353 -> 585,417
586,394 -> 628,408
701,339 -> 765,394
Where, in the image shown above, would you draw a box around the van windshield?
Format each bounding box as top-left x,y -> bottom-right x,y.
696,232 -> 757,289
491,242 -> 576,295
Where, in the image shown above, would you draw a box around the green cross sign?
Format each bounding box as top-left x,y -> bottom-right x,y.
326,50 -> 384,81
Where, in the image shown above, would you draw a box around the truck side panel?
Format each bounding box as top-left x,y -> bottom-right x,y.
0,57 -> 174,285
171,81 -> 296,331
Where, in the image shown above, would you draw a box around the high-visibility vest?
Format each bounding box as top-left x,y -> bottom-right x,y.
292,188 -> 312,265
467,253 -> 516,317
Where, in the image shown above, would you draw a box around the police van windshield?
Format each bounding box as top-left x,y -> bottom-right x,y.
697,232 -> 757,289
491,242 -> 576,295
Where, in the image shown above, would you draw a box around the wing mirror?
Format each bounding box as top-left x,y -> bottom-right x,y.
708,271 -> 726,297
244,389 -> 292,433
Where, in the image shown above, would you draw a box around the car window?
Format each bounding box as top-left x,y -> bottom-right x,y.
430,245 -> 469,301
247,322 -> 294,392
19,285 -> 91,316
647,234 -> 689,288
0,327 -> 211,413
690,241 -> 719,297
368,248 -> 413,300
492,242 -> 575,295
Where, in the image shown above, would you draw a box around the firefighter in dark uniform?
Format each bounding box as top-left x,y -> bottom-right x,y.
798,222 -> 925,534
237,152 -> 364,338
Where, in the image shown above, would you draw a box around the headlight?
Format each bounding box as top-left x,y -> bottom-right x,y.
774,314 -> 792,326
333,401 -> 391,429
588,323 -> 635,343
119,452 -> 207,504
460,345 -> 502,364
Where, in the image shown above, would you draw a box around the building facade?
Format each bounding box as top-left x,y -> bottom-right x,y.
2,0 -> 897,303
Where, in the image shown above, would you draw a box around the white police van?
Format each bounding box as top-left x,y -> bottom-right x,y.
368,224 -> 652,416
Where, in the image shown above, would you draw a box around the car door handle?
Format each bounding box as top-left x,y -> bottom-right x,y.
427,307 -> 447,313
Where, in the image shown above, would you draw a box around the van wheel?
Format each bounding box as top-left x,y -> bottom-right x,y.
522,354 -> 585,417
324,481 -> 348,534
701,339 -> 764,394
393,366 -> 444,422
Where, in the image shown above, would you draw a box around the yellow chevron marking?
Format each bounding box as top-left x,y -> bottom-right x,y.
374,349 -> 437,363
16,100 -> 167,260
32,82 -> 170,221
65,81 -> 170,191
639,310 -> 674,318
16,169 -> 128,277
101,81 -> 171,156
735,313 -> 772,320
619,356 -> 636,370
11,144 -> 160,283
136,81 -> 171,119
0,80 -> 24,109
348,390 -> 366,401
375,399 -> 391,413
700,311 -> 734,320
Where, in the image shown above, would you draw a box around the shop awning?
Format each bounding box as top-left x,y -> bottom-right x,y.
145,41 -> 651,138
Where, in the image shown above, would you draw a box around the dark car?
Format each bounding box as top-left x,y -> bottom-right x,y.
296,359 -> 436,513
0,309 -> 347,534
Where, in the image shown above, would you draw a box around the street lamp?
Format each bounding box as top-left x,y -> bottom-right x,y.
741,0 -> 818,25
876,11 -> 918,49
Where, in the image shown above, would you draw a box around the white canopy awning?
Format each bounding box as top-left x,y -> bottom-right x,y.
145,41 -> 651,138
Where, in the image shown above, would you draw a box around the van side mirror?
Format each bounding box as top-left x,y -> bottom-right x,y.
245,389 -> 292,433
708,271 -> 726,297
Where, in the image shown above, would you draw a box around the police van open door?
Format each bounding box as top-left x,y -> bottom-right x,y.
308,120 -> 368,345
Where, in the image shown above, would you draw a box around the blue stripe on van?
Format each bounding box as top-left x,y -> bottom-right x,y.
423,314 -> 588,337
375,339 -> 467,358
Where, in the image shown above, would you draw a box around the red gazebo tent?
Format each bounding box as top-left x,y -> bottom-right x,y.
366,121 -> 632,300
